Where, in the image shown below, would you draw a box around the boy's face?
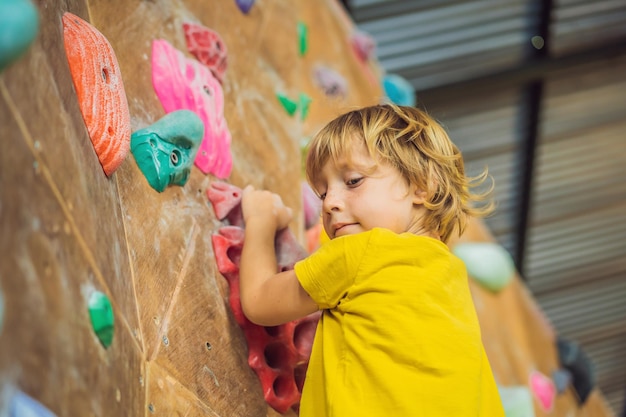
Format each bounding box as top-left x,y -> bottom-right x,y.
312,139 -> 426,239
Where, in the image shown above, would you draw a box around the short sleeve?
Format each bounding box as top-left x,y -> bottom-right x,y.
294,231 -> 371,309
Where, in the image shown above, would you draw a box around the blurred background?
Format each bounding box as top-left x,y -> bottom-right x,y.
341,0 -> 626,413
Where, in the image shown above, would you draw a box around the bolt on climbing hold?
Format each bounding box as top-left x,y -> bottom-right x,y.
299,93 -> 311,121
351,30 -> 376,62
88,290 -> 115,348
276,93 -> 298,117
235,0 -> 255,14
382,74 -> 416,107
452,242 -> 515,292
298,21 -> 308,57
151,39 -> 232,179
529,370 -> 556,412
131,110 -> 204,193
0,0 -> 39,72
183,22 -> 228,83
497,385 -> 534,417
62,12 -> 131,177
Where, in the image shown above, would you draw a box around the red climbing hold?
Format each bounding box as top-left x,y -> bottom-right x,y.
208,182 -> 320,413
183,22 -> 228,84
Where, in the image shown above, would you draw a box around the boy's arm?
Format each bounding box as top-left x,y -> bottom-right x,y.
239,186 -> 319,326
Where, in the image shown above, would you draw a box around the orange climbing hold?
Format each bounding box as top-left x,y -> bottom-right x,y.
62,12 -> 131,176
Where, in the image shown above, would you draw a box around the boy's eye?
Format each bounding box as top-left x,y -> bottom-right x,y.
346,177 -> 362,186
319,192 -> 326,200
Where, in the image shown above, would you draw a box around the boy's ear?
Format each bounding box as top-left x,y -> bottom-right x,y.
412,188 -> 428,205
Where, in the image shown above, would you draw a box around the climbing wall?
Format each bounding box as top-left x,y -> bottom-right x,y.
0,0 -> 617,416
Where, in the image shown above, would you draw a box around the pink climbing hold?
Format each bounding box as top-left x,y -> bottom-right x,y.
313,64 -> 348,99
151,39 -> 232,178
529,370 -> 556,413
302,181 -> 321,230
183,22 -> 228,84
351,30 -> 376,62
206,181 -> 243,226
207,181 -> 320,413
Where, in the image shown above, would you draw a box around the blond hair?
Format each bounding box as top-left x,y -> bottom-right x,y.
305,104 -> 494,243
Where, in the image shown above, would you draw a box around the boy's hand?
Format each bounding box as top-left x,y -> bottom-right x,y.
242,185 -> 293,231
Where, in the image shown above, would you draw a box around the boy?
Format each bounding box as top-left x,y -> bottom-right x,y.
239,104 -> 504,416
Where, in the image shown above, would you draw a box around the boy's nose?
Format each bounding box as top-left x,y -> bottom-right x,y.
323,189 -> 343,212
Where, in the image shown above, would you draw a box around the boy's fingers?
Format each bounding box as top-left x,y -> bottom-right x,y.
243,184 -> 254,195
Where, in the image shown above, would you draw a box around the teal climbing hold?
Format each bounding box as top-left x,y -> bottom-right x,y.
0,0 -> 39,72
382,74 -> 416,107
276,93 -> 298,116
298,21 -> 308,57
131,110 -> 204,193
453,242 -> 515,292
497,386 -> 535,417
299,92 -> 311,121
88,291 -> 115,348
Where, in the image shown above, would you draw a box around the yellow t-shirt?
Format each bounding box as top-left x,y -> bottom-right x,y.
294,228 -> 504,417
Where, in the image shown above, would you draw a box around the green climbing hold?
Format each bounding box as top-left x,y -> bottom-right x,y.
0,0 -> 39,72
453,242 -> 515,292
299,92 -> 311,121
297,21 -> 308,57
276,93 -> 298,116
88,291 -> 114,348
498,386 -> 535,417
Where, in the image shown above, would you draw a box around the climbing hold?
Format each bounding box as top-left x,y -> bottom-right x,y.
531,36 -> 545,50
305,222 -> 322,253
235,0 -> 255,14
313,65 -> 348,98
0,0 -> 39,72
206,181 -> 243,226
152,39 -> 232,178
557,337 -> 595,404
183,22 -> 228,84
552,368 -> 573,394
88,290 -> 114,348
382,74 -> 416,107
208,182 -> 320,413
529,370 -> 556,413
302,182 -> 321,230
299,92 -> 311,121
131,110 -> 204,192
452,242 -> 515,292
297,21 -> 308,57
276,93 -> 298,117
497,386 -> 535,417
9,390 -> 57,417
351,30 -> 375,62
62,12 -> 131,177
